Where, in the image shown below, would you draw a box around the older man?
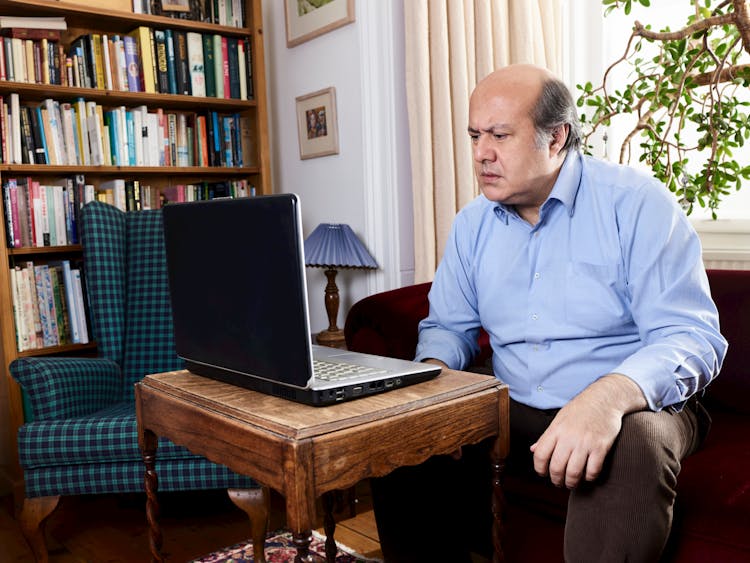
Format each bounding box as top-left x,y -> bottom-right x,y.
371,64 -> 726,562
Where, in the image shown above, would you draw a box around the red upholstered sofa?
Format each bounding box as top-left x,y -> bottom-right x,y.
344,269 -> 750,562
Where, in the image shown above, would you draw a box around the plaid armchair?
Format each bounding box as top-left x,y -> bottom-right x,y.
10,202 -> 268,561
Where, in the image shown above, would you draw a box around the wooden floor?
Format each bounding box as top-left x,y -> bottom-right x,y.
0,481 -> 382,562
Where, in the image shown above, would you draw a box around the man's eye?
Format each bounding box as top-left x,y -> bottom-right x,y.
469,134 -> 479,143
493,133 -> 507,140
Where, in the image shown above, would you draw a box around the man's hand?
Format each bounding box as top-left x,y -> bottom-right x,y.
529,374 -> 647,489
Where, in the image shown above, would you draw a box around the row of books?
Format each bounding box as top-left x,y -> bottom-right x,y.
96,177 -> 255,211
134,0 -> 246,28
0,94 -> 256,168
0,26 -> 254,101
2,175 -> 88,248
10,259 -> 90,352
0,29 -> 66,85
3,174 -> 257,248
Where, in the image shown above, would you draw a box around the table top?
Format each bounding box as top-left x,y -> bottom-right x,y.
140,369 -> 506,440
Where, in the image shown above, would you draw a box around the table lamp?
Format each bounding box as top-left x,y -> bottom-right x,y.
304,223 -> 378,346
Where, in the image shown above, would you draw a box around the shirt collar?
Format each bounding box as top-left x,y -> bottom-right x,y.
546,150 -> 583,217
491,151 -> 583,221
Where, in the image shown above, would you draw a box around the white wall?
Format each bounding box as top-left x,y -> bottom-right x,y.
261,0 -> 414,335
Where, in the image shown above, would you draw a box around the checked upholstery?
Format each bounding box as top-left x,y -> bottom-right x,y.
10,202 -> 260,558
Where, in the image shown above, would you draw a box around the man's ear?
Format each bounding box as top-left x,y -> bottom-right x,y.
550,124 -> 569,155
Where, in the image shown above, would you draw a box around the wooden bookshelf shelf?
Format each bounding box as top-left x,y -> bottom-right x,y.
8,245 -> 83,256
0,81 -> 257,109
0,0 -> 271,493
16,341 -> 97,357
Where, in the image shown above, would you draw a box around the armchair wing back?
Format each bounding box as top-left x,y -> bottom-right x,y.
80,201 -> 183,398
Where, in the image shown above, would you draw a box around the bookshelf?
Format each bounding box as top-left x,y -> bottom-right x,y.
0,0 -> 270,493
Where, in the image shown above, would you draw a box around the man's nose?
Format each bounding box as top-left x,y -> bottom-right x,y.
473,135 -> 494,162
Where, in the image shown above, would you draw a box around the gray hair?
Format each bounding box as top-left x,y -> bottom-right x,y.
531,77 -> 582,152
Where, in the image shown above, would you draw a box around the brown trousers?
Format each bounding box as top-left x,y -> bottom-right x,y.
370,397 -> 708,563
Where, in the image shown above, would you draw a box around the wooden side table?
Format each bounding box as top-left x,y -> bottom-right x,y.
135,369 -> 509,562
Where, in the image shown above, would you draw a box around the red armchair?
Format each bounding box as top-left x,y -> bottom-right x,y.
344,270 -> 750,562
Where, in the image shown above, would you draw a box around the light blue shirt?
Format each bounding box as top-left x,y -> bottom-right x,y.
416,152 -> 727,411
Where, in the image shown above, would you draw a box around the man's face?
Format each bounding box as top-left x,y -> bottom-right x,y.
468,82 -> 559,208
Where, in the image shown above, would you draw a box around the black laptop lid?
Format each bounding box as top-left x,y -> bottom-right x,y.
162,194 -> 314,388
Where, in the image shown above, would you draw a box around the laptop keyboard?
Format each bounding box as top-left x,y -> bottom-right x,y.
313,359 -> 387,381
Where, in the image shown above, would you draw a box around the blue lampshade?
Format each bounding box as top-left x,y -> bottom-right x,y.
304,223 -> 378,269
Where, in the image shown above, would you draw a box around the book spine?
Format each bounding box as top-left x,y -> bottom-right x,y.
165,29 -> 177,95
32,106 -> 49,165
226,37 -> 239,100
3,37 -> 14,82
101,34 -> 113,90
33,265 -> 52,346
0,96 -> 7,163
186,32 -> 205,97
60,260 -> 80,343
202,33 -> 215,98
154,30 -> 169,93
9,93 -> 21,164
19,105 -> 35,164
174,30 -> 190,95
20,268 -> 36,349
49,265 -> 67,344
131,26 -> 156,93
222,115 -> 232,167
212,34 -> 223,99
2,178 -> 17,247
92,33 -> 105,89
72,269 -> 89,344
9,268 -> 23,350
237,38 -> 247,101
221,36 -> 229,99
123,35 -> 141,92
167,112 -> 177,166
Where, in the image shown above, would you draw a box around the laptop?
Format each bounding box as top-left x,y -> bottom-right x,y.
161,193 -> 441,406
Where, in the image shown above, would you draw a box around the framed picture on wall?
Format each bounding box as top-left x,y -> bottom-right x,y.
296,87 -> 339,160
285,0 -> 355,48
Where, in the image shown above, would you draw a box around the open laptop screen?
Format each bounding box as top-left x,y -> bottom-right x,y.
162,194 -> 315,389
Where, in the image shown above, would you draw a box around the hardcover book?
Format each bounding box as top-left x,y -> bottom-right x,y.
186,32 -> 206,97
123,34 -> 141,92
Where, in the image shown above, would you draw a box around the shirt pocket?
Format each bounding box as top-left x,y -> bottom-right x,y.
565,261 -> 630,334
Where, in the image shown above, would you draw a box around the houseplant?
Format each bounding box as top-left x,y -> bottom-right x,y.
577,0 -> 750,217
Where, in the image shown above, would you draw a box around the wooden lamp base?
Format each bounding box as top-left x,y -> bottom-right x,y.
315,268 -> 347,349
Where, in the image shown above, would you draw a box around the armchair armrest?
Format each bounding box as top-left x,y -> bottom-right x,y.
10,357 -> 122,421
345,283 -> 433,360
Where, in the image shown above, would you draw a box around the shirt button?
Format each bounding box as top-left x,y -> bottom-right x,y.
533,345 -> 539,351
537,385 -> 544,392
531,313 -> 538,321
534,272 -> 540,280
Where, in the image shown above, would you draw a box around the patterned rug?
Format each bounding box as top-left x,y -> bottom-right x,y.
191,530 -> 383,562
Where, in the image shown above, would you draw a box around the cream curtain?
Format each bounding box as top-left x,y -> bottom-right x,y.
405,0 -> 564,283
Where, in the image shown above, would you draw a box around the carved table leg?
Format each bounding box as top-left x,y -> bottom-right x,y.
141,428 -> 164,563
491,455 -> 506,563
322,491 -> 338,562
228,486 -> 270,563
292,529 -> 324,562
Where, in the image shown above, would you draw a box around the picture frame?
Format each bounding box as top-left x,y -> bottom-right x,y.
160,0 -> 190,13
285,0 -> 355,48
296,87 -> 339,160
